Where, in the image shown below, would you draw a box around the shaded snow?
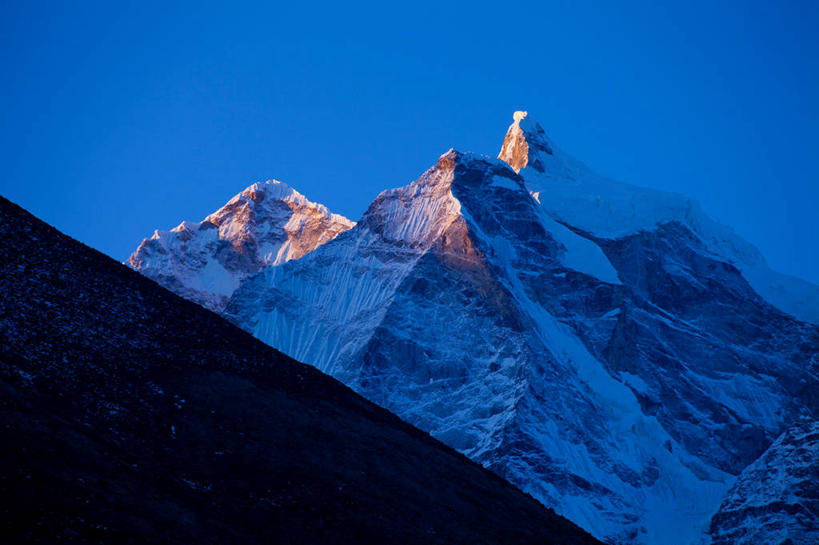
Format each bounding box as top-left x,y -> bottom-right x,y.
501,111 -> 819,324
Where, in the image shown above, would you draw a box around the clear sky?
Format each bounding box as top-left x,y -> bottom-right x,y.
2,1 -> 818,283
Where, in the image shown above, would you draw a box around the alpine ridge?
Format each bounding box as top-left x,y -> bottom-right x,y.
502,110 -> 819,324
128,179 -> 353,311
132,112 -> 819,545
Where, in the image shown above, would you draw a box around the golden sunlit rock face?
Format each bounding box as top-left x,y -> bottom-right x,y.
283,201 -> 353,259
498,110 -> 530,173
127,180 -> 354,312
436,149 -> 457,171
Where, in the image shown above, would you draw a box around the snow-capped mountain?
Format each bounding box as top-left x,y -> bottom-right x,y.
494,111 -> 819,543
127,180 -> 353,311
131,112 -> 818,544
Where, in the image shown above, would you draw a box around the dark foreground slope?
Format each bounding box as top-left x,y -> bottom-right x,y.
0,196 -> 600,545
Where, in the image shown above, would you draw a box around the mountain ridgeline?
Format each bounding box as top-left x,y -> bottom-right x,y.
127,180 -> 354,312
0,195 -> 602,545
129,112 -> 819,545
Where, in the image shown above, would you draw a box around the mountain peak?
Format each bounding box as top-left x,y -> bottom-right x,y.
436,148 -> 460,171
127,178 -> 353,312
237,179 -> 297,202
499,110 -> 552,173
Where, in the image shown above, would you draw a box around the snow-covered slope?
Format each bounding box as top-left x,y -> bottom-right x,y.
127,180 -> 353,311
503,110 -> 819,324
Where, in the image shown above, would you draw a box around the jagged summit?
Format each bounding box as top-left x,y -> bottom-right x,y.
238,178 -> 296,199
357,149 -> 523,251
155,180 -> 300,238
224,146 -> 617,371
427,148 -> 520,179
127,178 -> 353,311
225,179 -> 334,215
499,110 -> 553,173
498,110 -> 819,323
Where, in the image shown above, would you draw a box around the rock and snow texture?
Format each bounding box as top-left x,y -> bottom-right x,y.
127,180 -> 353,311
499,111 -> 819,542
505,110 -> 819,324
140,112 -> 818,544
707,418 -> 819,545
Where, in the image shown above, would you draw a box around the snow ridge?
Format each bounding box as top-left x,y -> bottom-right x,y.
501,110 -> 819,323
127,180 -> 353,311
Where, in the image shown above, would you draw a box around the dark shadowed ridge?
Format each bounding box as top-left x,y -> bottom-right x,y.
0,195 -> 602,545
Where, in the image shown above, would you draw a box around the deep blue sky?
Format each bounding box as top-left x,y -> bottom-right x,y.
2,1 -> 818,283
